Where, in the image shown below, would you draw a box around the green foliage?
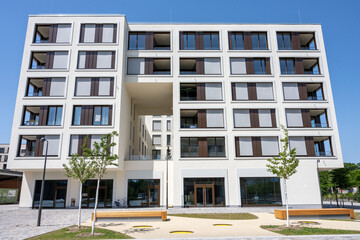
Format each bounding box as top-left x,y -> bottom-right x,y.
319,171 -> 332,196
84,131 -> 119,180
261,225 -> 360,235
330,167 -> 352,190
354,191 -> 360,202
266,125 -> 299,180
63,137 -> 95,184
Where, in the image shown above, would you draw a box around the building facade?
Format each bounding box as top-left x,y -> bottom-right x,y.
0,144 -> 10,170
8,15 -> 343,209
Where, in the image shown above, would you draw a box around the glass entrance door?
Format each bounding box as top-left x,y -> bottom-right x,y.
195,184 -> 214,207
148,185 -> 160,207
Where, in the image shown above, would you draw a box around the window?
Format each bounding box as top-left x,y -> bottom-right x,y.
152,150 -> 161,160
277,33 -> 292,50
253,59 -> 267,74
230,58 -> 270,75
153,120 -> 162,131
30,52 -> 68,69
203,32 -> 219,50
152,135 -> 161,145
182,32 -> 196,50
93,106 -> 110,125
80,24 -> 116,43
179,58 -> 221,75
280,59 -> 295,74
167,135 -> 171,145
251,33 -> 267,50
26,78 -> 65,97
167,120 -> 171,131
73,107 -> 82,126
231,32 -> 244,50
181,138 -> 198,157
75,78 -> 113,97
78,51 -> 115,69
18,135 -> 60,157
127,58 -> 170,75
47,106 -> 62,126
0,148 -> 4,153
207,137 -> 225,157
129,32 -> 146,50
33,24 -> 71,44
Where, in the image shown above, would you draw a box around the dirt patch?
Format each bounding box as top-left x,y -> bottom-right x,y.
66,226 -> 83,233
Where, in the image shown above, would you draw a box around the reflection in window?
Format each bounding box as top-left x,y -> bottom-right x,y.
231,33 -> 244,50
182,33 -> 196,50
73,107 -> 82,126
251,33 -> 267,50
277,33 -> 292,50
129,33 -> 146,50
280,59 -> 295,74
254,59 -> 267,74
203,32 -> 219,50
47,106 -> 62,126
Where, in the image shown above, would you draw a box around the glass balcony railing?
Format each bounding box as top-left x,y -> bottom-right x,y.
315,151 -> 332,157
23,121 -> 39,126
311,122 -> 328,128
181,123 -> 198,128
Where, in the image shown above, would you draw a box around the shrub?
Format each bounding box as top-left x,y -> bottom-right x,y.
354,191 -> 360,202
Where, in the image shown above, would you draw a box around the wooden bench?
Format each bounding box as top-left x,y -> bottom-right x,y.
274,208 -> 355,220
91,210 -> 167,221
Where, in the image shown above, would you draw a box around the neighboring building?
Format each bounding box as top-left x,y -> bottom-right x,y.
0,144 -> 9,170
8,15 -> 343,209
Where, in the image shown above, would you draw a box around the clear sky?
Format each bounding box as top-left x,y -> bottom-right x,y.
0,0 -> 359,163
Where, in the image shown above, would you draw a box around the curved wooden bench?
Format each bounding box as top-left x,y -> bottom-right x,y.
274,208 -> 355,219
91,210 -> 167,221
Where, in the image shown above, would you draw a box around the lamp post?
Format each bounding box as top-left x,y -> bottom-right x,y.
316,159 -> 323,208
165,146 -> 170,210
37,137 -> 48,227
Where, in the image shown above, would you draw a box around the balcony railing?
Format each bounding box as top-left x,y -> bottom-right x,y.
308,96 -> 324,100
19,151 -> 35,157
23,121 -> 39,126
304,70 -> 320,75
311,123 -> 328,128
315,151 -> 332,157
27,92 -> 43,97
125,155 -> 164,161
180,96 -> 197,101
181,123 -> 198,128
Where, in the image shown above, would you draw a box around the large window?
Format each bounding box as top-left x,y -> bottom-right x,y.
181,137 -> 199,157
129,32 -> 146,50
251,33 -> 267,50
128,179 -> 160,207
280,59 -> 295,74
181,137 -> 225,157
81,180 -> 113,208
33,180 -> 67,208
182,32 -> 196,50
240,177 -> 282,206
277,33 -> 292,50
203,32 -> 219,50
254,59 -> 267,74
231,33 -> 244,50
93,106 -> 110,125
152,150 -> 161,160
207,137 -> 225,157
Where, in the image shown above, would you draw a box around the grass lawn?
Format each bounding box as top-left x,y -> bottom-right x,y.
261,225 -> 360,235
26,226 -> 133,240
326,212 -> 360,221
169,213 -> 258,220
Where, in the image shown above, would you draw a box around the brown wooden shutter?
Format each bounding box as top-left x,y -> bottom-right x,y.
92,52 -> 98,69
145,58 -> 153,74
45,52 -> 54,69
298,83 -> 308,100
88,106 -> 94,125
235,137 -> 240,157
196,58 -> 204,74
228,32 -> 233,50
250,109 -> 259,128
197,109 -> 207,128
247,83 -> 257,100
80,106 -> 85,125
305,136 -> 315,156
80,24 -> 85,43
25,138 -> 32,156
35,135 -> 45,157
111,51 -> 115,69
48,25 -> 58,43
197,83 -> 205,100
179,32 -> 184,50
195,32 -> 204,50
270,109 -> 277,127
265,58 -> 271,74
291,33 -> 301,50
90,78 -> 99,96
301,109 -> 311,127
294,58 -> 304,74
78,135 -> 84,155
38,106 -> 49,126
112,24 -> 117,43
231,83 -> 236,100
109,78 -> 114,96
42,78 -> 52,96
252,137 -> 262,157
198,137 -> 208,157
108,106 -> 113,125
245,58 -> 254,74
95,24 -> 103,43
80,106 -> 94,125
145,32 -> 154,50
244,32 -> 252,50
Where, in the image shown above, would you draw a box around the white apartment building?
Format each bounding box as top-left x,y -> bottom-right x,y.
0,144 -> 10,170
8,14 -> 343,209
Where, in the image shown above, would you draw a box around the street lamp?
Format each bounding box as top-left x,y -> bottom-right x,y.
37,137 -> 49,227
165,146 -> 171,210
316,159 -> 323,208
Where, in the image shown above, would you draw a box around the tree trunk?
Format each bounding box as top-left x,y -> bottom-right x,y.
91,179 -> 100,235
284,178 -> 290,227
335,188 -> 339,207
78,182 -> 82,228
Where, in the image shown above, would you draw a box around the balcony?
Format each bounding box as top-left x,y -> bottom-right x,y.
277,32 -> 316,50
127,58 -> 171,75
22,106 -> 63,126
314,136 -> 333,157
180,58 -> 221,75
181,110 -> 198,128
310,109 -> 328,128
33,24 -> 71,44
283,83 -> 324,101
280,58 -> 320,75
125,155 -> 164,161
128,32 -> 170,50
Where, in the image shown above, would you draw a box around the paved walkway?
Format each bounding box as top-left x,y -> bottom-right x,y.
0,204 -> 359,240
83,212 -> 360,239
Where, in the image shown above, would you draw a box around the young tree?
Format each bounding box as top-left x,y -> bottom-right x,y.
330,167 -> 352,207
266,125 -> 299,227
319,171 -> 333,197
63,139 -> 95,228
85,131 -> 119,236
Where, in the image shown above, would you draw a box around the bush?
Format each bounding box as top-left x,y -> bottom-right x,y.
354,191 -> 360,203
344,192 -> 354,200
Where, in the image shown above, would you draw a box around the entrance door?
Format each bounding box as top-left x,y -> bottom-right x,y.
195,184 -> 215,207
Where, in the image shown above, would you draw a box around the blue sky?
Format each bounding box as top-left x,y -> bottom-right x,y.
0,0 -> 359,163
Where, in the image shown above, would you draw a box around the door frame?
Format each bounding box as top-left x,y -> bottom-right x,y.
147,184 -> 160,207
194,183 -> 215,207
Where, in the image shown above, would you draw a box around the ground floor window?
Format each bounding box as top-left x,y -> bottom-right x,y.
81,179 -> 113,208
127,179 -> 160,207
33,180 -> 67,208
240,177 -> 282,206
184,178 -> 225,207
